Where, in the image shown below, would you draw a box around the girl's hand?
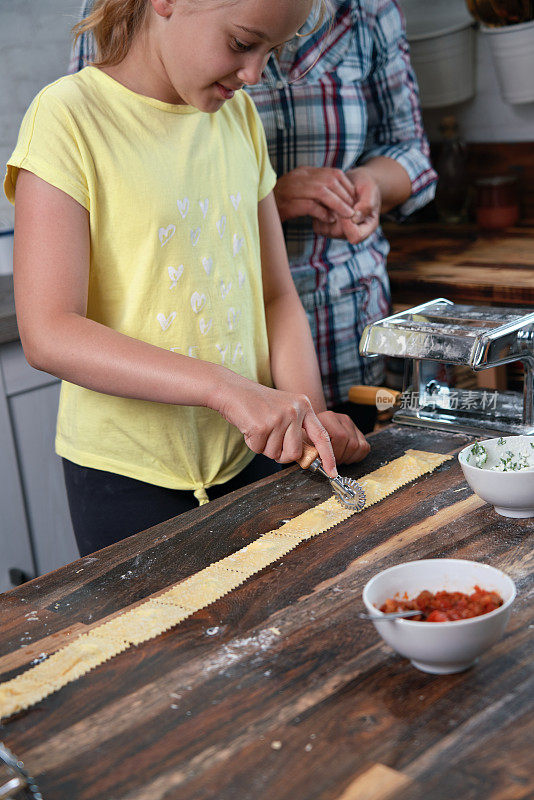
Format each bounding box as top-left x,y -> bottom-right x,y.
316,410 -> 370,464
274,166 -> 356,224
216,379 -> 337,477
312,166 -> 381,245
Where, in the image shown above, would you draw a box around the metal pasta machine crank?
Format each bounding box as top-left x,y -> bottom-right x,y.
359,298 -> 534,437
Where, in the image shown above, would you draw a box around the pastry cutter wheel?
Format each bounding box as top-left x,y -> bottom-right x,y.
0,742 -> 42,800
297,442 -> 366,511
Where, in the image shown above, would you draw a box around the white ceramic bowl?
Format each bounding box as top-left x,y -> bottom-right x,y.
459,436 -> 534,518
362,559 -> 516,674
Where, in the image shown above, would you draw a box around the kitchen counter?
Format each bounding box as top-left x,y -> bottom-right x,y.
1,425 -> 532,800
0,275 -> 17,344
385,223 -> 534,308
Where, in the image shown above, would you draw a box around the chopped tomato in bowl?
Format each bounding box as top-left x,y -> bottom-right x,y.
362,559 -> 516,674
378,586 -> 503,622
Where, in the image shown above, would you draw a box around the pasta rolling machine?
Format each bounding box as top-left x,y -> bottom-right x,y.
358,298 -> 534,437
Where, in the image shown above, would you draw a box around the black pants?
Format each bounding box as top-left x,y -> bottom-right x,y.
63,455 -> 282,557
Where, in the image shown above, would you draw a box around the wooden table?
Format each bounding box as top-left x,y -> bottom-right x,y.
385,223 -> 534,309
0,426 -> 532,800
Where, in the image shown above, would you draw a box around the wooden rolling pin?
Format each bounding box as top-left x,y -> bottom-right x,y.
348,385 -> 402,409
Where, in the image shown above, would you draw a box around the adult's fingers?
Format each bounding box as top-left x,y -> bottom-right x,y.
353,198 -> 376,221
352,181 -> 377,220
319,185 -> 355,219
300,168 -> 355,207
337,170 -> 357,197
340,217 -> 364,245
303,200 -> 337,223
312,218 -> 345,239
353,214 -> 380,241
287,168 -> 355,214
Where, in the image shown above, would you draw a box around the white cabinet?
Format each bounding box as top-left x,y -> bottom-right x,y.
0,363 -> 34,592
0,341 -> 78,591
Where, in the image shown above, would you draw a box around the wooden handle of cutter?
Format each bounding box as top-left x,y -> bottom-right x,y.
298,441 -> 319,469
348,385 -> 401,406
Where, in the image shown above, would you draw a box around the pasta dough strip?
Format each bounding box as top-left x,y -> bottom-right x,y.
0,449 -> 450,719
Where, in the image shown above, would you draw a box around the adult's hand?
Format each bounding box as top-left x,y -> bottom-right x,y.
312,166 -> 381,245
316,410 -> 370,464
274,166 -> 356,224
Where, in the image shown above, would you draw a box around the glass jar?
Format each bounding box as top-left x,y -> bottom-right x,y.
475,175 -> 519,230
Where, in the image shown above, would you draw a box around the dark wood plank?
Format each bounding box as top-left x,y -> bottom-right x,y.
0,426 -> 532,800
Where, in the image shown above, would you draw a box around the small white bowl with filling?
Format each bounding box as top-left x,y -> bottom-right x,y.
362,559 -> 516,674
458,435 -> 534,518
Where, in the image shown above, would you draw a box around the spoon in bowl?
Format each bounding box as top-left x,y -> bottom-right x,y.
359,609 -> 423,620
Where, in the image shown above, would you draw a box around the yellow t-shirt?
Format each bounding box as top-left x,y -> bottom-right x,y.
4,67 -> 276,498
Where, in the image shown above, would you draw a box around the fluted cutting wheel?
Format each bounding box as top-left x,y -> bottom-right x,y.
336,477 -> 366,511
0,743 -> 43,800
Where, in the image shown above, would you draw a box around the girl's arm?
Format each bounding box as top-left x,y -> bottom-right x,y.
258,192 -> 369,464
14,170 -> 338,472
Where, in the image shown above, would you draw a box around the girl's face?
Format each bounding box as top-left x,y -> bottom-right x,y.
150,0 -> 314,110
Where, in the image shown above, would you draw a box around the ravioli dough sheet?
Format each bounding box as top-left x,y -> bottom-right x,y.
0,449 -> 450,719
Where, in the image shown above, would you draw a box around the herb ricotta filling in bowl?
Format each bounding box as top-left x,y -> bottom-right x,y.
466,437 -> 534,472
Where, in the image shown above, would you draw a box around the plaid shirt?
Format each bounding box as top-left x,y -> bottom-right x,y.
70,0 -> 436,405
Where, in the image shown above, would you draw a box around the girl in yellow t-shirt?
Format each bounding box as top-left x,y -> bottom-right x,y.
4,0 -> 369,556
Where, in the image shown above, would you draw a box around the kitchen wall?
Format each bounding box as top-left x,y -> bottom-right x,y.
0,0 -> 81,230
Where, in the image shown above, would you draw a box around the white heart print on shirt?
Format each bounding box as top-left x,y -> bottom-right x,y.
157,312 -> 176,332
232,342 -> 244,364
215,344 -> 229,365
233,234 -> 244,256
191,291 -> 206,314
227,307 -> 239,331
199,317 -> 212,335
199,199 -> 209,218
177,198 -> 190,219
216,216 -> 226,238
190,228 -> 201,247
220,280 -> 232,299
159,225 -> 176,247
202,256 -> 213,276
230,193 -> 241,211
238,270 -> 246,288
168,265 -> 184,289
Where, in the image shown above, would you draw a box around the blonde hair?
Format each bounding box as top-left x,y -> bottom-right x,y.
72,0 -> 150,67
73,0 -> 330,68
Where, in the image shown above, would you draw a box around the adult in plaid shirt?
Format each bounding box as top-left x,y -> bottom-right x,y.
70,0 -> 436,431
